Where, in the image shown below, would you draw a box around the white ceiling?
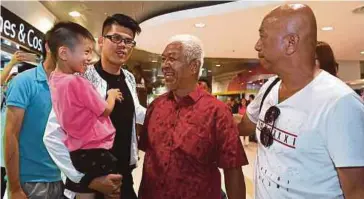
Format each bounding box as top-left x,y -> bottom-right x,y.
135,1 -> 364,61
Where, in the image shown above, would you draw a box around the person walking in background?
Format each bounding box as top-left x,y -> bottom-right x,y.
239,98 -> 249,146
198,77 -> 211,93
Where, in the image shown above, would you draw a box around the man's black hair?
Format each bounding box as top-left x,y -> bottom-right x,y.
249,94 -> 255,100
102,14 -> 141,38
198,77 -> 211,89
47,21 -> 95,60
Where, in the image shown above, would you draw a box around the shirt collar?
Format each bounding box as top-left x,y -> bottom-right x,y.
95,60 -> 126,80
35,63 -> 47,82
167,86 -> 205,105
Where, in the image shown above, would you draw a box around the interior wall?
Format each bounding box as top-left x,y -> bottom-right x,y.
337,60 -> 361,82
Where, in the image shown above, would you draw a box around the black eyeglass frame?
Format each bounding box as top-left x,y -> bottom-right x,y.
103,35 -> 136,48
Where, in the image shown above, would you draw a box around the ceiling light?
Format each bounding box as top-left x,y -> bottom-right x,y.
151,60 -> 158,63
208,70 -> 212,73
194,23 -> 205,28
360,51 -> 364,55
215,64 -> 221,67
321,26 -> 333,31
69,11 -> 81,17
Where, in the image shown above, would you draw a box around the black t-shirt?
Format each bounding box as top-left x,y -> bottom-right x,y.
95,61 -> 135,173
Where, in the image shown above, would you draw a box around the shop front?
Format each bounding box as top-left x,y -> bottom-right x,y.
1,6 -> 45,72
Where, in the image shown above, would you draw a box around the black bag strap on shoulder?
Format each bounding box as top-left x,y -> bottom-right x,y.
259,77 -> 281,113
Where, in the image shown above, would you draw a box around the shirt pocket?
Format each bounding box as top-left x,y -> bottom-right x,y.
177,119 -> 213,165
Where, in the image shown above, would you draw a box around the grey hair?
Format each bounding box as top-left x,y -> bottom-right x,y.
168,34 -> 205,77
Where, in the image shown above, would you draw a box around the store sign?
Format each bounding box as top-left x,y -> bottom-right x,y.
0,6 -> 44,54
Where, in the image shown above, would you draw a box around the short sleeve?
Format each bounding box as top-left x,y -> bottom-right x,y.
6,74 -> 32,109
324,93 -> 364,167
139,100 -> 156,151
246,77 -> 277,124
215,105 -> 248,168
69,76 -> 106,117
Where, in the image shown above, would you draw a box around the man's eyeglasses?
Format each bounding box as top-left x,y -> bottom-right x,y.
103,35 -> 136,48
260,106 -> 280,148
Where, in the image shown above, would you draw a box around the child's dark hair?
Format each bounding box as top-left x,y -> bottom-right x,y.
47,21 -> 94,60
102,14 -> 141,38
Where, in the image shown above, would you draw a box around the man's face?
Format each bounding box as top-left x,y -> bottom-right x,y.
99,24 -> 135,67
255,17 -> 283,71
198,81 -> 209,93
161,42 -> 192,91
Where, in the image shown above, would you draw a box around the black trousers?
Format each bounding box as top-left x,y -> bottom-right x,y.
95,169 -> 137,199
66,149 -> 118,193
1,167 -> 6,199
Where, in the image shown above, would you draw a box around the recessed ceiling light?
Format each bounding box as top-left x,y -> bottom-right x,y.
215,64 -> 221,67
321,26 -> 334,31
194,23 -> 206,28
360,51 -> 364,55
69,11 -> 81,17
208,70 -> 212,73
151,60 -> 158,63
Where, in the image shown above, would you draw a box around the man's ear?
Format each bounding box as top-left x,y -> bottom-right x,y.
284,33 -> 299,55
190,59 -> 201,75
98,36 -> 104,49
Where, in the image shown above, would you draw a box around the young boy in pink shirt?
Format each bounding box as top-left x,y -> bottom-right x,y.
48,22 -> 122,198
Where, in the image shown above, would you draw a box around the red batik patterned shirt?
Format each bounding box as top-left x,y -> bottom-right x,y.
139,87 -> 248,199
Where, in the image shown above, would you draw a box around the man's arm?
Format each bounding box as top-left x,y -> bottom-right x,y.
337,167 -> 364,199
215,104 -> 249,199
43,109 -> 85,183
4,106 -> 27,199
1,51 -> 25,86
224,167 -> 246,199
238,113 -> 256,137
324,94 -> 364,199
44,109 -> 122,195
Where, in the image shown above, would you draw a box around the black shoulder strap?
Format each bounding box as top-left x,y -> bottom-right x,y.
259,77 -> 280,113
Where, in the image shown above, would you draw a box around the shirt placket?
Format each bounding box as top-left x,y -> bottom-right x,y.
160,103 -> 181,198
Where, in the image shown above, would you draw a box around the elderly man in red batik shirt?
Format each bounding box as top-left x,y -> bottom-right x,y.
139,34 -> 248,199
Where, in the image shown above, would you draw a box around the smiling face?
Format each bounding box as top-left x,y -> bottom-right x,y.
66,38 -> 91,74
99,24 -> 135,69
161,42 -> 200,92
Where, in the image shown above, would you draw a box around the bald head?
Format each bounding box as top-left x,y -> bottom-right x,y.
255,4 -> 317,73
266,4 -> 317,48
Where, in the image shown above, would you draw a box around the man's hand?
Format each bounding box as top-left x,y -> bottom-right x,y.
9,51 -> 27,65
9,187 -> 27,199
105,188 -> 121,199
88,174 -> 122,194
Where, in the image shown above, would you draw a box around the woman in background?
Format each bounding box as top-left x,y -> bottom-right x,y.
239,98 -> 250,146
316,41 -> 338,76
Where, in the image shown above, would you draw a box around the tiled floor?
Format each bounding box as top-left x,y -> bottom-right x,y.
132,140 -> 258,198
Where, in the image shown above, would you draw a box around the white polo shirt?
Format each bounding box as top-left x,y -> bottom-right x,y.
247,71 -> 364,199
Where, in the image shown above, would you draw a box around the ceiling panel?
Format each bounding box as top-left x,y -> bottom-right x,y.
41,1 -> 229,37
